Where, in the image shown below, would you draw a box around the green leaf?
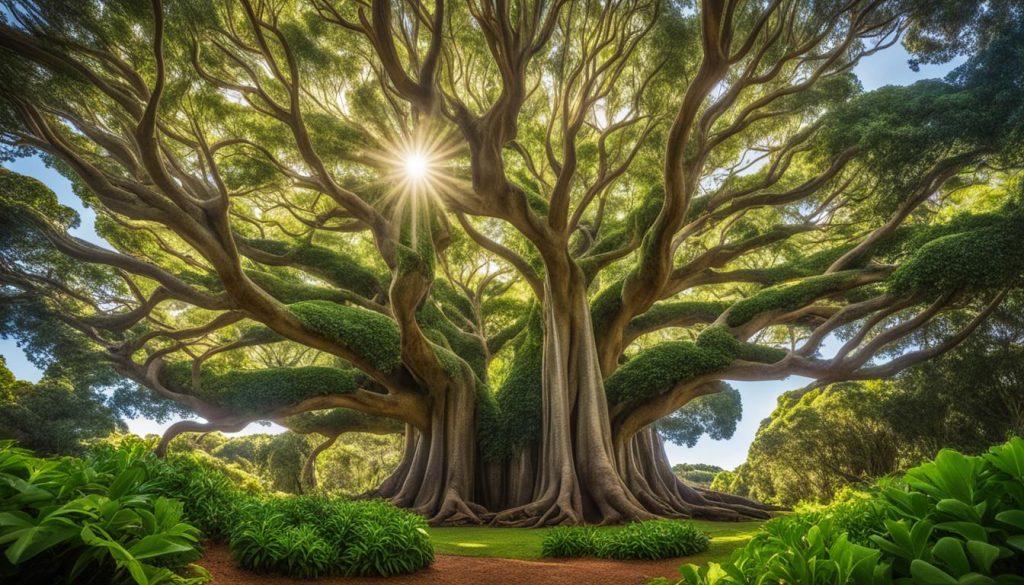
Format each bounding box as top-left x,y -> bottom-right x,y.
965,540 -> 999,574
958,574 -> 997,585
4,523 -> 80,564
128,534 -> 194,560
911,559 -> 959,585
932,537 -> 970,577
106,467 -> 144,500
937,499 -> 982,523
995,510 -> 1024,531
984,437 -> 1024,480
936,521 -> 988,542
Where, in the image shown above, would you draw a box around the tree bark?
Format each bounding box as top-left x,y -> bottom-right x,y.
492,267 -> 653,526
154,418 -> 249,458
621,427 -> 776,521
371,378 -> 487,525
302,433 -> 339,491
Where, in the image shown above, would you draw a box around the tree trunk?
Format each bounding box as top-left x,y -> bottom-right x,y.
621,426 -> 777,520
492,268 -> 654,526
371,378 -> 487,525
302,433 -> 339,491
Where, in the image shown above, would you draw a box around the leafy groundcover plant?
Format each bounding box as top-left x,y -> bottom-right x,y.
0,440 -> 207,585
543,520 -> 710,560
154,442 -> 435,579
1,438 -> 435,582
658,438 -> 1024,585
150,450 -> 253,542
230,496 -> 434,578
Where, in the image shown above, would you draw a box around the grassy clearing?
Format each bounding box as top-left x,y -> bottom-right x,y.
429,519 -> 764,562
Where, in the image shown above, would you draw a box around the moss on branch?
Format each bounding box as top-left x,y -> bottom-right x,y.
289,301 -> 401,373
417,301 -> 488,380
284,408 -> 400,435
725,272 -> 863,327
246,270 -> 348,304
481,314 -> 543,461
243,238 -> 385,299
628,300 -> 731,334
163,362 -> 363,413
605,327 -> 784,405
889,214 -> 1024,295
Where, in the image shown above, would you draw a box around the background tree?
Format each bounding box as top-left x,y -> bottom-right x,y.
671,463 -> 725,488
0,355 -> 122,454
0,0 -> 1022,526
721,295 -> 1024,505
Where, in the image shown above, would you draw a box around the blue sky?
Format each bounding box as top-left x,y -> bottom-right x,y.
0,41 -> 963,466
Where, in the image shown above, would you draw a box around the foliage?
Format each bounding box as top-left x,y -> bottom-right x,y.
149,450 -> 249,541
0,357 -> 120,455
664,438 -> 1024,585
605,342 -> 732,404
606,327 -> 786,405
229,496 -> 433,578
0,441 -> 207,585
889,213 -> 1024,296
673,464 -> 726,487
734,381 -> 904,506
541,525 -> 600,558
729,312 -> 1024,506
726,273 -> 862,328
484,316 -> 543,460
313,433 -> 404,496
659,386 -> 744,448
430,520 -> 761,561
163,361 -> 361,414
542,520 -> 709,560
1,0 -> 1023,526
289,301 -> 402,374
168,429 -> 403,497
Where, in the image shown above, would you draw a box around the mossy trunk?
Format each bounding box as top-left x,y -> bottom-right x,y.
491,267 -> 653,526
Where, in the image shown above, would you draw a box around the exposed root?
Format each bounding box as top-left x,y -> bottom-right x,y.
490,492 -> 584,527
695,486 -> 788,512
423,489 -> 490,526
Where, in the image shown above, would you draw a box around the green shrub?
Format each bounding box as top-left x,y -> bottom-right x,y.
150,452 -> 251,541
542,520 -> 709,560
542,526 -> 600,557
229,496 -> 433,578
603,521 -> 711,560
665,438 -> 1024,584
0,441 -> 208,585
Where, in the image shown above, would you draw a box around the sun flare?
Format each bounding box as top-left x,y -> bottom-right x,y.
403,152 -> 430,181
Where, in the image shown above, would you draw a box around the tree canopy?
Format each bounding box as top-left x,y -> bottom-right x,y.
0,0 -> 1022,525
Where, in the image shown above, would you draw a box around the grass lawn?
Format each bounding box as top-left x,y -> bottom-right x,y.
429,519 -> 763,563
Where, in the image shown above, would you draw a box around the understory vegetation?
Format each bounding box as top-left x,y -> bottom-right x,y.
543,520 -> 710,560
0,438 -> 434,583
230,497 -> 433,578
659,438 -> 1024,585
0,441 -> 207,585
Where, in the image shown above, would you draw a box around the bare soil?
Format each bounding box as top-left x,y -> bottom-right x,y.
201,544 -> 685,585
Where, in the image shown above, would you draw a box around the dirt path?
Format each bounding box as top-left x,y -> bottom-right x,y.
201,544 -> 685,585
